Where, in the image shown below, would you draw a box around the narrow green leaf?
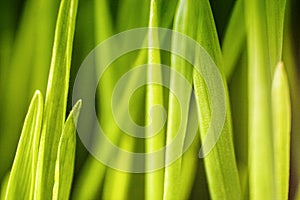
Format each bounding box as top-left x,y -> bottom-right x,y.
5,91 -> 43,200
35,0 -> 78,198
0,0 -> 59,179
163,0 -> 194,199
156,0 -> 178,28
222,0 -> 246,79
53,100 -> 82,200
72,157 -> 106,200
265,0 -> 287,72
192,0 -> 241,199
179,98 -> 201,200
72,0 -> 114,198
245,0 -> 287,198
102,136 -> 135,200
272,62 -> 291,199
116,0 -> 150,32
228,50 -> 249,198
145,1 -> 165,200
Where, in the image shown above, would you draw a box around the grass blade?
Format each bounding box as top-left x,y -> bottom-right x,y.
145,1 -> 165,200
53,100 -> 82,200
265,0 -> 287,72
245,0 -> 287,198
272,62 -> 291,199
163,0 -> 194,199
1,173 -> 9,200
35,0 -> 78,198
72,0 -> 113,197
0,0 -> 59,180
192,0 -> 241,199
5,91 -> 43,199
222,0 -> 246,79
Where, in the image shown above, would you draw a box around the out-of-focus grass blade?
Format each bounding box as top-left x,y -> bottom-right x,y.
116,0 -> 150,32
72,0 -> 113,198
265,0 -> 287,72
192,0 -> 241,199
53,100 -> 82,200
271,62 -> 291,199
179,96 -> 201,200
5,91 -> 43,199
283,1 -> 300,193
35,0 -> 78,198
145,1 -> 165,200
0,173 -> 9,200
222,0 -> 246,79
228,50 -> 249,198
0,0 -> 59,180
157,0 -> 178,28
245,0 -> 287,198
163,0 -> 194,199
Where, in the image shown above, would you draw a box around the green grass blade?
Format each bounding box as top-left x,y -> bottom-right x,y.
0,0 -> 59,180
272,62 -> 291,199
72,157 -> 106,199
246,1 -> 273,198
179,98 -> 201,200
163,0 -> 195,199
116,0 -> 150,32
53,100 -> 82,200
156,0 -> 178,28
192,0 -> 241,199
72,0 -> 113,197
228,50 -> 249,198
5,91 -> 43,199
265,0 -> 287,71
145,1 -> 165,200
222,0 -> 246,79
35,0 -> 78,198
245,0 -> 287,198
1,173 -> 9,200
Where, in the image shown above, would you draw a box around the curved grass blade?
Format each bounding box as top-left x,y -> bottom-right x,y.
192,0 -> 241,199
35,0 -> 78,198
5,91 -> 43,200
222,0 -> 246,79
145,1 -> 165,200
272,62 -> 291,199
53,100 -> 82,200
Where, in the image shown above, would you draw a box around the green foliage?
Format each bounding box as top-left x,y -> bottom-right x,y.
192,0 -> 241,198
1,0 -> 299,199
272,62 -> 291,199
5,91 -> 43,199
